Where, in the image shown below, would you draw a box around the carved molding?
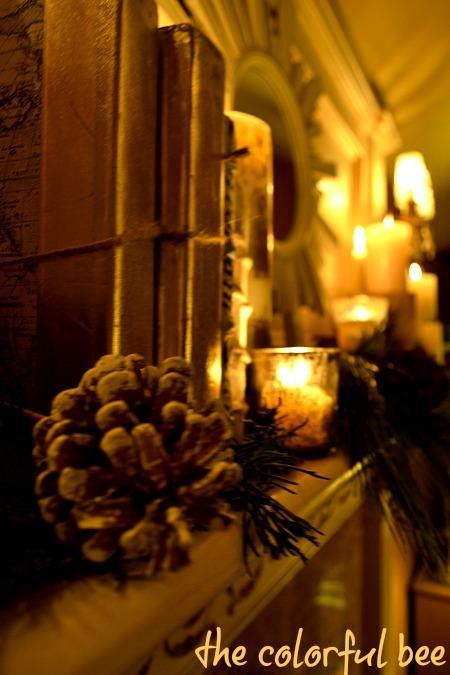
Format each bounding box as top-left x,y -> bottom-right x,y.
144,462 -> 362,675
294,0 -> 401,154
158,0 -> 400,153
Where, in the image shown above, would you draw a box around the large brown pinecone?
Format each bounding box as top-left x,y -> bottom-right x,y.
33,354 -> 242,573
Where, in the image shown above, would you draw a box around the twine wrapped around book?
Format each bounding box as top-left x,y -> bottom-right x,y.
0,221 -> 226,270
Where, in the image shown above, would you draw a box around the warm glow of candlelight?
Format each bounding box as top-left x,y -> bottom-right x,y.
332,295 -> 388,324
409,262 -> 423,283
352,305 -> 371,321
383,214 -> 394,229
238,303 -> 253,348
331,295 -> 389,351
365,217 -> 412,294
254,349 -> 339,451
352,225 -> 367,259
406,263 -> 438,322
208,352 -> 222,389
317,177 -> 333,193
276,358 -> 312,389
394,152 -> 435,220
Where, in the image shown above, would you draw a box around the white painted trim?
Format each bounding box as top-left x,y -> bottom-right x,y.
295,0 -> 401,153
1,455 -> 359,675
316,94 -> 366,161
156,0 -> 191,25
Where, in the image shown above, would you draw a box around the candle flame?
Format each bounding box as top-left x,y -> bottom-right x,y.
383,214 -> 395,229
352,226 -> 367,259
353,305 -> 371,321
276,359 -> 312,389
409,262 -> 423,282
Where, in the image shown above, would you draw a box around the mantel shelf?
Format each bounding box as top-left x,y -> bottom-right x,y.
0,452 -> 362,675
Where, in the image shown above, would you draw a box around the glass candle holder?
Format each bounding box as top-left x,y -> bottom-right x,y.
250,348 -> 340,453
331,295 -> 389,352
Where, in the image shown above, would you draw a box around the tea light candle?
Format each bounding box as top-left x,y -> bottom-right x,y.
406,263 -> 438,321
332,295 -> 388,352
261,359 -> 334,450
365,215 -> 412,294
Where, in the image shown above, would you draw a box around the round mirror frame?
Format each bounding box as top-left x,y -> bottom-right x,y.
232,52 -> 316,259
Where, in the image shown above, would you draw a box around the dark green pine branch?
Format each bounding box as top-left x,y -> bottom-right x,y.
337,352 -> 448,577
227,409 -> 326,567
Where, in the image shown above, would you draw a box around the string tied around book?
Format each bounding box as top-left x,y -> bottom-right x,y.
0,221 -> 224,270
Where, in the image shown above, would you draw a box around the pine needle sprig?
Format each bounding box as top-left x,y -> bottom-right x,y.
227,409 -> 326,567
337,353 -> 447,576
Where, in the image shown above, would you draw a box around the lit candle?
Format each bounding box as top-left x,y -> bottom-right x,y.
234,256 -> 253,299
406,263 -> 438,321
231,290 -> 253,349
238,303 -> 253,349
351,225 -> 367,293
228,111 -> 273,329
257,351 -> 337,451
394,152 -> 435,220
365,215 -> 412,294
417,321 -> 444,364
331,295 -> 388,352
352,226 -> 367,260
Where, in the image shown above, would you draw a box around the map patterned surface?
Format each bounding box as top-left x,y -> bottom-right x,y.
0,0 -> 42,401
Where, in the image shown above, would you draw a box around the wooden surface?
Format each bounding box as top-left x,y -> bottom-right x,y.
0,451 -> 362,675
212,502 -> 381,675
412,572 -> 450,674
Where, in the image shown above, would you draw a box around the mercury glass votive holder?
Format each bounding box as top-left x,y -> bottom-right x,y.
331,295 -> 389,352
250,347 -> 340,453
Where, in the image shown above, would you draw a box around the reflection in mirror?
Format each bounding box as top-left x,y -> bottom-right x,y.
234,73 -> 297,244
232,54 -> 333,347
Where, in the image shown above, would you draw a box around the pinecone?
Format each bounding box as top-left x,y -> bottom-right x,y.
33,354 -> 242,573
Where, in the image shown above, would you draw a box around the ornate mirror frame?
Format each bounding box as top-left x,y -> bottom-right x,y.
233,52 -> 316,258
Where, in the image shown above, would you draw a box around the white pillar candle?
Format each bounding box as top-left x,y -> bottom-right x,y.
235,256 -> 253,299
406,263 -> 438,321
238,303 -> 253,349
228,112 -> 273,328
351,225 -> 368,294
231,291 -> 253,349
365,215 -> 412,295
417,321 -> 444,364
